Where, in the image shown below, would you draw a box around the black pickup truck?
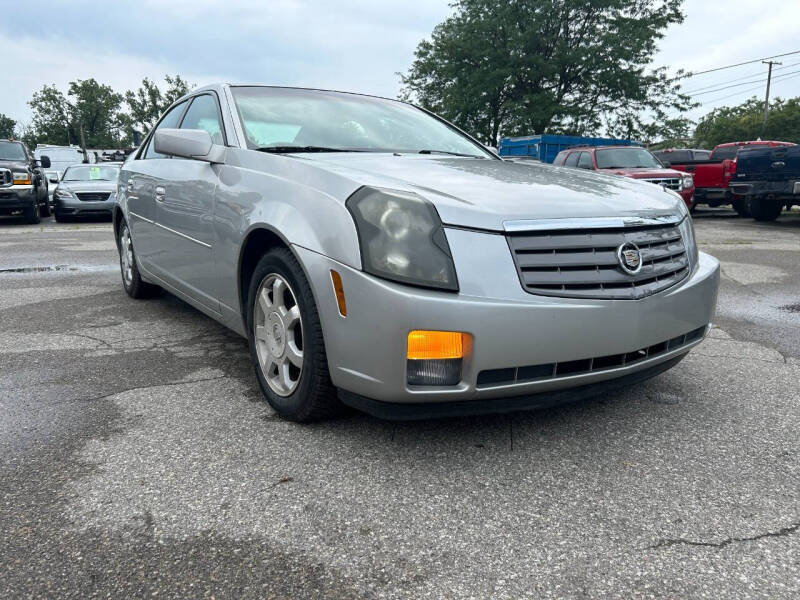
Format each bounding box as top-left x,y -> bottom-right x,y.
730,144 -> 800,221
0,139 -> 52,223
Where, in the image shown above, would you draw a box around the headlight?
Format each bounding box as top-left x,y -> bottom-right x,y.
54,188 -> 73,199
679,216 -> 699,270
681,175 -> 694,189
346,186 -> 458,291
12,172 -> 31,185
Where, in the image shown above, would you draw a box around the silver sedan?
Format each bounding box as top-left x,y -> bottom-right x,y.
114,84 -> 719,421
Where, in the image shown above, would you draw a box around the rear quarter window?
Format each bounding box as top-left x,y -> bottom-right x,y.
564,152 -> 580,167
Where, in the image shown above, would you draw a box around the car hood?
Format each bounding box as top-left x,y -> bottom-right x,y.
596,167 -> 685,179
56,179 -> 117,192
301,154 -> 684,231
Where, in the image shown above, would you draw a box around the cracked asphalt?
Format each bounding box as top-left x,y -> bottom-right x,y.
1,209 -> 798,599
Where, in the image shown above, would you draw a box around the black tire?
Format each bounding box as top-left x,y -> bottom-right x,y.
748,197 -> 783,222
23,197 -> 41,224
116,219 -> 161,299
246,247 -> 341,422
731,197 -> 750,218
39,196 -> 51,217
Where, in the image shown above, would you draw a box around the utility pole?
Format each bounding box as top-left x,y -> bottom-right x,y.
761,60 -> 782,135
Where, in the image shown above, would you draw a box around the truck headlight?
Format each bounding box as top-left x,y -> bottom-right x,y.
681,175 -> 694,190
12,172 -> 31,185
347,186 -> 458,291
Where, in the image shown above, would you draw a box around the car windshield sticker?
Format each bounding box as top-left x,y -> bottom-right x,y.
89,167 -> 102,180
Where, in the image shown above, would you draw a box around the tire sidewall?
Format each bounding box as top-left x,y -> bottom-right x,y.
246,250 -> 322,419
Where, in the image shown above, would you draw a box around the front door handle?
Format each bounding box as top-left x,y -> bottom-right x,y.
155,186 -> 166,202
127,181 -> 134,193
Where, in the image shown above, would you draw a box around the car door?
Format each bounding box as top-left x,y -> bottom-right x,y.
150,93 -> 225,312
123,100 -> 189,270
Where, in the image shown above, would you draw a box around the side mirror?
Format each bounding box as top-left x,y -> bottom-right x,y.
153,128 -> 225,163
39,155 -> 51,168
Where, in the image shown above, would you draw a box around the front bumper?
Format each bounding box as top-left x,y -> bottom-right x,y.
0,185 -> 34,214
296,227 -> 720,407
54,195 -> 115,217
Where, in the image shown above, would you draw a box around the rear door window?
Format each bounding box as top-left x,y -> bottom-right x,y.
143,100 -> 189,159
553,152 -> 567,166
564,152 -> 580,167
577,152 -> 593,169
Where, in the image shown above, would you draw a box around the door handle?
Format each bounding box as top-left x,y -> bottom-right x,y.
155,186 -> 166,202
127,181 -> 134,192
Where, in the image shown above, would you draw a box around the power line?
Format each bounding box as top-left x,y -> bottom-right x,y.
682,60 -> 800,94
685,68 -> 800,97
681,50 -> 800,79
698,71 -> 800,106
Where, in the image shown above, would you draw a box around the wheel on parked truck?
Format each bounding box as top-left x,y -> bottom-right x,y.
731,197 -> 750,218
246,247 -> 342,422
117,219 -> 161,299
23,197 -> 41,224
39,197 -> 51,218
747,197 -> 784,222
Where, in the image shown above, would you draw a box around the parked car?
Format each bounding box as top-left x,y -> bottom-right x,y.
666,141 -> 794,216
730,144 -> 800,221
53,163 -> 121,222
114,84 -> 719,421
45,170 -> 61,209
652,148 -> 711,163
553,145 -> 696,210
0,139 -> 51,223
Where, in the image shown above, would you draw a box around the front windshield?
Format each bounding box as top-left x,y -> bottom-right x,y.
62,165 -> 120,182
595,148 -> 662,169
230,86 -> 491,158
0,141 -> 26,161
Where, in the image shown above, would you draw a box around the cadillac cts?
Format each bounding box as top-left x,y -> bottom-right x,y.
113,84 -> 720,421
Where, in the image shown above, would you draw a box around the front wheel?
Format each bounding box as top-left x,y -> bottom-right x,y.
23,197 -> 41,224
117,220 -> 161,299
246,248 -> 341,422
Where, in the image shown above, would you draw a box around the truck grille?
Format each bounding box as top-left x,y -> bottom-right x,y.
0,169 -> 10,186
508,222 -> 690,299
641,177 -> 681,191
76,192 -> 111,202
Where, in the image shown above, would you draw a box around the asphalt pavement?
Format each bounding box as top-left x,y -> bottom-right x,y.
0,209 -> 798,599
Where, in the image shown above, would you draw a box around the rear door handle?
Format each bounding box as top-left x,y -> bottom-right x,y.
155,186 -> 166,202
127,181 -> 134,192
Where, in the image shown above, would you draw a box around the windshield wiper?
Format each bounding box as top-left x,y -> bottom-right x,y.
256,146 -> 363,154
418,149 -> 484,158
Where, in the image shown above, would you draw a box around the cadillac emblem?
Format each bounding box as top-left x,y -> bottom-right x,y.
617,242 -> 642,275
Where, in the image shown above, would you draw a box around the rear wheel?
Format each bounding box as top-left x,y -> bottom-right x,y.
731,197 -> 750,218
246,248 -> 341,421
117,220 -> 161,298
748,197 -> 784,221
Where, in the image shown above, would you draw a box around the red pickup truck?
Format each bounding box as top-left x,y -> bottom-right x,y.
663,141 -> 794,216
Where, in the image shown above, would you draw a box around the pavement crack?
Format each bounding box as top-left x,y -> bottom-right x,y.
649,521 -> 800,550
82,375 -> 229,403
71,332 -> 114,350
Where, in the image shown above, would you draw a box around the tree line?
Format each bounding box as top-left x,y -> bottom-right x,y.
0,75 -> 191,149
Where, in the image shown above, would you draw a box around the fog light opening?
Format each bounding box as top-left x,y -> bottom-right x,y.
406,330 -> 468,386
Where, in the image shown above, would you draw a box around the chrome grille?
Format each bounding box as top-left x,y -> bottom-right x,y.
76,192 -> 111,202
508,222 -> 690,299
0,169 -> 10,186
642,177 -> 681,191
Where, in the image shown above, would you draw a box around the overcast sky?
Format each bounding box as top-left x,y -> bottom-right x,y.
2,0 -> 800,130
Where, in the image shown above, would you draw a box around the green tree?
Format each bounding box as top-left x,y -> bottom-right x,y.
400,0 -> 693,145
693,96 -> 800,148
124,75 -> 193,135
28,79 -> 125,147
0,113 -> 16,138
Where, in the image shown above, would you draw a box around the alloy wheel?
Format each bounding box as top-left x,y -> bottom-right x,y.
253,274 -> 304,396
120,225 -> 134,286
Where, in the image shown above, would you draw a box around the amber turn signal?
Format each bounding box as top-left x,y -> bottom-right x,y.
330,270 -> 347,317
407,330 -> 465,360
